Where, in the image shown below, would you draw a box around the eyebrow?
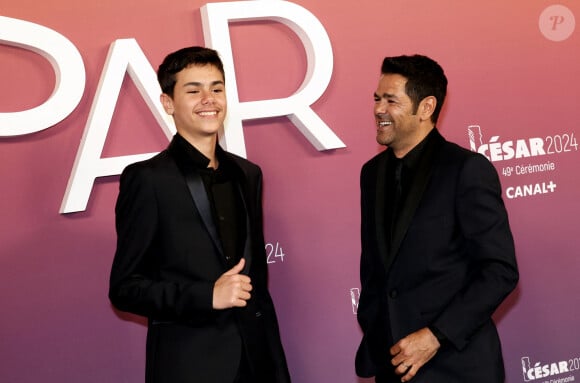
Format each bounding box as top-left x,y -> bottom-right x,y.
183,80 -> 225,87
374,92 -> 397,99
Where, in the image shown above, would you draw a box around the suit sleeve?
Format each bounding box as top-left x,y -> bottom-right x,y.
250,167 -> 292,383
432,154 -> 519,350
108,164 -> 215,322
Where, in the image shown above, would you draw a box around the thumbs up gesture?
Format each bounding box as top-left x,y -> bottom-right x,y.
212,258 -> 253,309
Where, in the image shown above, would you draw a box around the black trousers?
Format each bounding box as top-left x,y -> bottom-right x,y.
233,350 -> 254,383
374,365 -> 398,383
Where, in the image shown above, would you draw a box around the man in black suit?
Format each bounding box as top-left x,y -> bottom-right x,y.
355,55 -> 519,383
109,47 -> 291,383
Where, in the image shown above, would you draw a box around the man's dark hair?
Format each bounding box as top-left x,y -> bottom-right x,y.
157,46 -> 225,97
381,54 -> 447,124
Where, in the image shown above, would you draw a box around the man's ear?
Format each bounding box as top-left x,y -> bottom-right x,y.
160,93 -> 174,115
419,96 -> 437,121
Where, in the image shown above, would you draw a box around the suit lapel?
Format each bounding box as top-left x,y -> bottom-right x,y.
374,152 -> 390,266
387,131 -> 442,269
167,136 -> 226,259
236,181 -> 253,274
184,171 -> 225,257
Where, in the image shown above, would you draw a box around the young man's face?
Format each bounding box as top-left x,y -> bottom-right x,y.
161,64 -> 226,142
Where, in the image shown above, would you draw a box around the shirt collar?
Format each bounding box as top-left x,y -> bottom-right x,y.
390,128 -> 437,171
172,133 -> 240,181
174,133 -> 219,170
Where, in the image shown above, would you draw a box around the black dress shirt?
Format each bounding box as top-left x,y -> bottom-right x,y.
174,134 -> 246,266
384,129 -> 434,250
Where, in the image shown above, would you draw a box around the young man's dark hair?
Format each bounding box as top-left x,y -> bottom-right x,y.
157,46 -> 225,97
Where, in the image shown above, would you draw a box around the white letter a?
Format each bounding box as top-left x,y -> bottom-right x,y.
60,39 -> 175,214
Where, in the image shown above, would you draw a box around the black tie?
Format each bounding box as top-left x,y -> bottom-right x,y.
392,160 -> 403,221
394,160 -> 403,202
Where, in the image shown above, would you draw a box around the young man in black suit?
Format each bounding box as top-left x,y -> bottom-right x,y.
355,55 -> 519,383
109,47 -> 291,383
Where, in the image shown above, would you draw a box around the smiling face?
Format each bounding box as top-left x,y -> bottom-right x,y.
161,64 -> 226,144
374,73 -> 436,158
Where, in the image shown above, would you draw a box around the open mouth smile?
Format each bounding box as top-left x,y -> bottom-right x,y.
197,111 -> 218,117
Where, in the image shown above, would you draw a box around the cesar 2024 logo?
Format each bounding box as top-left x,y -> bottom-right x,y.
521,356 -> 578,381
467,125 -> 579,199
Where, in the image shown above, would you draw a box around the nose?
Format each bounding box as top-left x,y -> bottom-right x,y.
201,90 -> 215,105
375,109 -> 389,121
374,100 -> 387,115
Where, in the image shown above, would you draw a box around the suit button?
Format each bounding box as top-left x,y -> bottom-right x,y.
255,311 -> 262,317
389,290 -> 398,299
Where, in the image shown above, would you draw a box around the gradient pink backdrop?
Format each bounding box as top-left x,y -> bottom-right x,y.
1,1 -> 579,382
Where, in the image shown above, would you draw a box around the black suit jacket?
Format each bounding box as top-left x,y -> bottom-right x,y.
355,129 -> 518,383
109,135 -> 290,383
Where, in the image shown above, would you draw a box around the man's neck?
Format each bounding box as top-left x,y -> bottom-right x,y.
393,125 -> 435,158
